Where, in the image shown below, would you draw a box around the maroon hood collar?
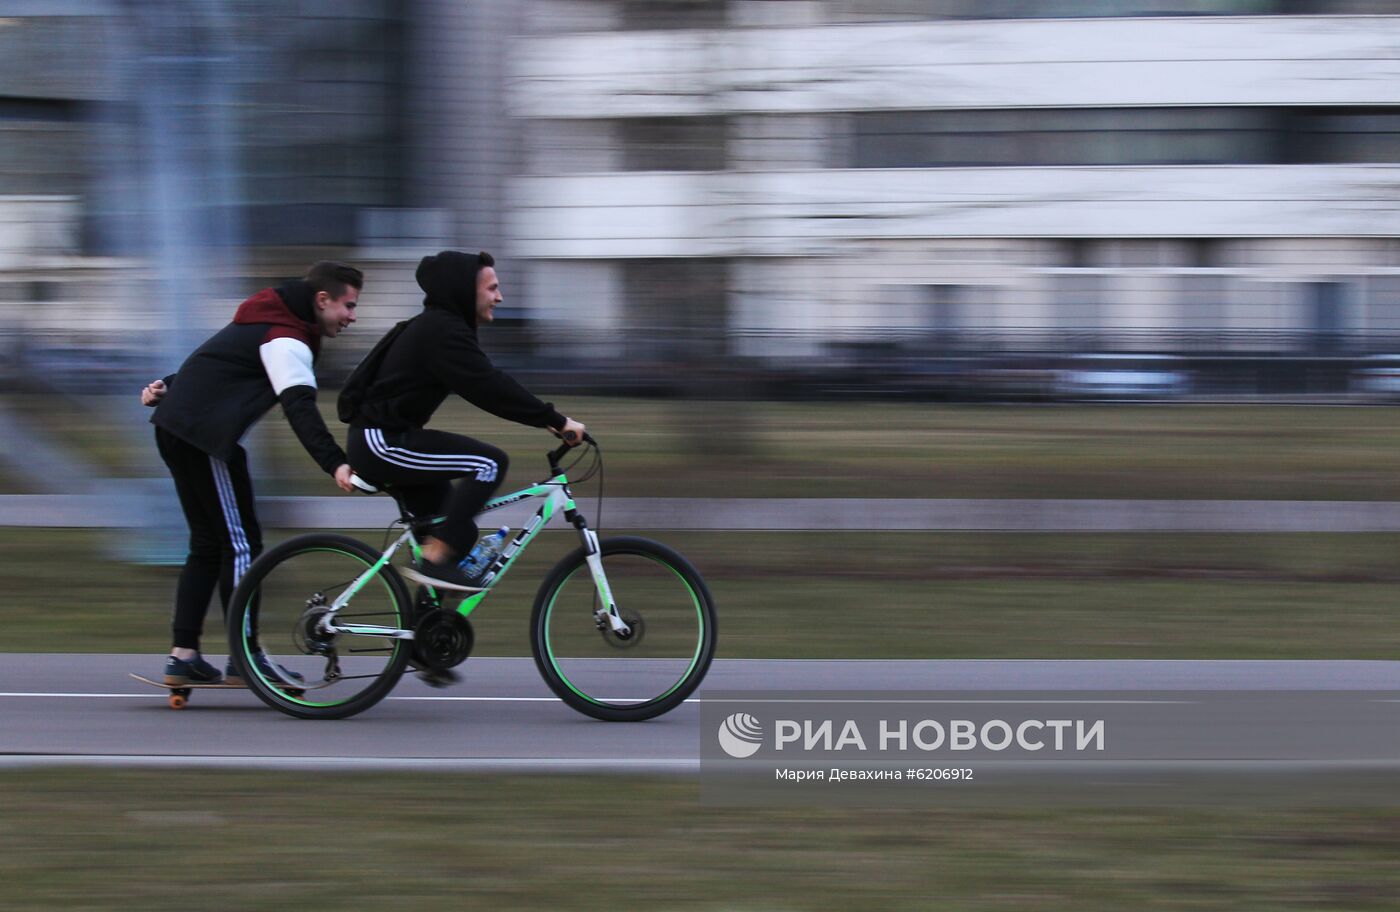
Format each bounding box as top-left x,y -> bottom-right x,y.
233,284 -> 322,354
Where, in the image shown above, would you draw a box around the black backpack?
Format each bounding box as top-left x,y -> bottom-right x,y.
337,316 -> 418,424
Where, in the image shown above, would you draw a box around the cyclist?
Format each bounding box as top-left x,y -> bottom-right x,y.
343,249 -> 585,591
140,261 -> 362,686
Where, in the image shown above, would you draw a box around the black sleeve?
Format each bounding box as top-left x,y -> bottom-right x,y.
162,373 -> 176,387
431,326 -> 566,430
279,385 -> 349,475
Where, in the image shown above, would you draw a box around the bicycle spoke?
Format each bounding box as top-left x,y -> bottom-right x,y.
537,543 -> 712,715
233,538 -> 409,715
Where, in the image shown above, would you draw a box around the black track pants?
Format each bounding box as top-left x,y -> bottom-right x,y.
156,426 -> 263,650
346,426 -> 508,555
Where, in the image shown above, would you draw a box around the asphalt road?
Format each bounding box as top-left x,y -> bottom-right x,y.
3,654 -> 1399,772
10,494 -> 1400,531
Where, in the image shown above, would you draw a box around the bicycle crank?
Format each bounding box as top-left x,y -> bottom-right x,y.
412,609 -> 474,671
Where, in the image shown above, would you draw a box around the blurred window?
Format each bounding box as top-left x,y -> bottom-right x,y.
823,0 -> 1392,20
827,0 -> 1263,20
1283,109 -> 1400,165
28,281 -> 58,304
1178,273 -> 1233,349
1364,277 -> 1400,334
0,16 -> 106,100
847,108 -> 1400,168
1076,240 -> 1218,268
922,284 -> 971,352
620,117 -> 729,171
530,0 -> 1397,28
0,17 -> 100,198
618,0 -> 727,28
848,108 -> 1280,168
1277,0 -> 1400,10
523,120 -> 620,173
620,258 -> 731,361
1052,273 -> 1108,349
1307,281 -> 1349,354
238,3 -> 406,215
1231,281 -> 1294,352
0,118 -> 84,196
524,117 -> 728,173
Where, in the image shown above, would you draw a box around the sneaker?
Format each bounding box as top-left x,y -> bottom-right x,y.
403,556 -> 481,592
164,653 -> 223,686
225,652 -> 305,689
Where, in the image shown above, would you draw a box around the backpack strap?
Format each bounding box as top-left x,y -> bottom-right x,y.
337,315 -> 419,424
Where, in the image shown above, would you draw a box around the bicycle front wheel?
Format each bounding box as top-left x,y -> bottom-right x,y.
531,536 -> 717,722
227,533 -> 413,720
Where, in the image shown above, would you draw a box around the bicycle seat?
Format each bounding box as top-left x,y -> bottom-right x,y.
349,473 -> 444,531
348,473 -> 382,494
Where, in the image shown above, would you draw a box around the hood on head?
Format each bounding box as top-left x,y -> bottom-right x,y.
416,250 -> 484,326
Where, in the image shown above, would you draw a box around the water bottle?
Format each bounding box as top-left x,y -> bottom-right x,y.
458,526 -> 509,582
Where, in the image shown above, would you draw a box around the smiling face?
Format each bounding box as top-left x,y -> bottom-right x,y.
314,287 -> 359,337
476,266 -> 503,324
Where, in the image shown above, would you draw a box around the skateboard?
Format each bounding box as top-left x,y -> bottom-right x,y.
129,673 -> 307,709
128,673 -> 246,709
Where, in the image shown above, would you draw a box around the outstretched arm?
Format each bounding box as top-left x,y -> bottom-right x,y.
260,337 -> 351,484
432,327 -> 567,431
278,384 -> 352,482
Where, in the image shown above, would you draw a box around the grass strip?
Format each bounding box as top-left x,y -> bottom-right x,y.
2,768 -> 1400,911
5,529 -> 1398,659
11,395 -> 1400,500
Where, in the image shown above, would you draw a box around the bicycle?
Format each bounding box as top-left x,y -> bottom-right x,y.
225,435 -> 717,721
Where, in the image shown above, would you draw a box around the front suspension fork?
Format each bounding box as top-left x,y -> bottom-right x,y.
568,511 -> 630,636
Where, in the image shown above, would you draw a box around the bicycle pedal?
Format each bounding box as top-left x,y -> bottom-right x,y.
416,668 -> 460,689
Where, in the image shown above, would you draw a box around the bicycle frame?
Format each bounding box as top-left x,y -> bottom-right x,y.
320,466 -> 629,642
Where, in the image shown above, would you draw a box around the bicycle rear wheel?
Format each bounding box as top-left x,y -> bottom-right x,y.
227,533 -> 412,719
531,536 -> 717,722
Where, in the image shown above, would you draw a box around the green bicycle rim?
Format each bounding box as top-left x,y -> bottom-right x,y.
240,545 -> 406,709
542,552 -> 706,707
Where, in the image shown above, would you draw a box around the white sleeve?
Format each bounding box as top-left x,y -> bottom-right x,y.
259,337 -> 318,395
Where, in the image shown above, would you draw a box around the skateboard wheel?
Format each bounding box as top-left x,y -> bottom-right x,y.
169,693 -> 188,710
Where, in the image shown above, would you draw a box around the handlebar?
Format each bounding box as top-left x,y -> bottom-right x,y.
548,432 -> 596,471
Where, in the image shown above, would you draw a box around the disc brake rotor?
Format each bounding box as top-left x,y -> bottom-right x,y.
600,609 -> 645,649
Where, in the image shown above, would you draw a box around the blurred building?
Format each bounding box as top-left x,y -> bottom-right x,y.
511,0 -> 1400,396
3,1 -> 1400,398
0,1 -> 520,380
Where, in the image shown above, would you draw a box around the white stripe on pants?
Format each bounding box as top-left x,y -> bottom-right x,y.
366,428 -> 498,482
210,456 -> 253,584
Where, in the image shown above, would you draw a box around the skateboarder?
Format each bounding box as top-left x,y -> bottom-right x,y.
140,262 -> 361,686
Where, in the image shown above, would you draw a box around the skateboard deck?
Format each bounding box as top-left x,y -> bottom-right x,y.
128,673 -> 244,709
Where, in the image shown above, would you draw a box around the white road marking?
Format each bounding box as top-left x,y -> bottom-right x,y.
0,692 -> 638,702
0,692 -> 167,699
0,755 -> 701,773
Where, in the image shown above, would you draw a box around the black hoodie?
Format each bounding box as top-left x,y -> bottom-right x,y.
349,252 -> 565,433
152,281 -> 348,473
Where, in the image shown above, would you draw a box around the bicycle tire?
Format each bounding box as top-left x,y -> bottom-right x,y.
531,535 -> 717,722
227,532 -> 413,720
